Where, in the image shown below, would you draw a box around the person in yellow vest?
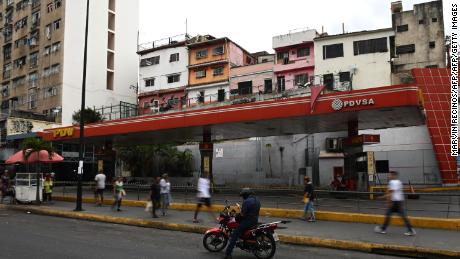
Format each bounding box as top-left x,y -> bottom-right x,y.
43,174 -> 53,203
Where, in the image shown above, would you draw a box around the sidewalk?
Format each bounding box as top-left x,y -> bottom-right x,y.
4,200 -> 460,258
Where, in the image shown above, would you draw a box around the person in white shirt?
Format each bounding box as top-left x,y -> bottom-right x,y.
193,172 -> 215,223
94,171 -> 106,206
375,171 -> 416,236
159,174 -> 171,216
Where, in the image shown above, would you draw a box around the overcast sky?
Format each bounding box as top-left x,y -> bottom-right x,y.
139,0 -> 454,53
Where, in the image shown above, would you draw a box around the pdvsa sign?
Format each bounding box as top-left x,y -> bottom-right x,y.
331,98 -> 375,111
53,127 -> 75,138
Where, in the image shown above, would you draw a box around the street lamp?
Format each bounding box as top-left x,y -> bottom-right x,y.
75,0 -> 90,211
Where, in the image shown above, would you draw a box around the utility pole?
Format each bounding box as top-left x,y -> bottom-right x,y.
75,0 -> 90,211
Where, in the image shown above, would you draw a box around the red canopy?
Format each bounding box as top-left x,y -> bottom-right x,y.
5,149 -> 64,164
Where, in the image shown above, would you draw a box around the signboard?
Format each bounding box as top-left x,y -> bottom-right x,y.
367,151 -> 375,176
215,148 -> 223,158
203,156 -> 210,174
331,98 -> 375,111
62,151 -> 79,158
7,117 -> 58,136
343,134 -> 380,146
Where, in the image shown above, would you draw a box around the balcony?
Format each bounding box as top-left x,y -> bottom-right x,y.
274,59 -> 314,73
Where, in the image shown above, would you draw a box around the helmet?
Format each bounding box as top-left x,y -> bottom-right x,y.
239,188 -> 254,199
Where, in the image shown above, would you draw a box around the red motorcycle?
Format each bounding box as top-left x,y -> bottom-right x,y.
203,201 -> 287,259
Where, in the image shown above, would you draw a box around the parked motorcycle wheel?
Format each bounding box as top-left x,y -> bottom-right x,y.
203,232 -> 228,252
253,233 -> 276,259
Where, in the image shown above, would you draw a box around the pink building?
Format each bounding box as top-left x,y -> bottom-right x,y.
229,62 -> 275,97
272,29 -> 318,91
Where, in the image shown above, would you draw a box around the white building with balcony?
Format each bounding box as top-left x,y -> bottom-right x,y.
313,28 -> 394,91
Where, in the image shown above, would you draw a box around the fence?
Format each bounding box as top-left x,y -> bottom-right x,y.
53,181 -> 460,219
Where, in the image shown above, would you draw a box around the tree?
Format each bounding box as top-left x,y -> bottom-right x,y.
72,107 -> 103,125
21,138 -> 54,204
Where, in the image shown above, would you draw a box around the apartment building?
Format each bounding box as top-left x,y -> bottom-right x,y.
0,0 -> 139,125
272,29 -> 317,92
313,28 -> 394,90
229,61 -> 275,97
187,35 -> 255,105
137,35 -> 188,115
391,0 -> 445,84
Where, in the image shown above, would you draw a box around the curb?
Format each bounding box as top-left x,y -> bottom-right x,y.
1,204 -> 459,259
54,196 -> 460,231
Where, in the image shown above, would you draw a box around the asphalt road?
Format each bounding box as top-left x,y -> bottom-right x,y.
0,208 -> 403,259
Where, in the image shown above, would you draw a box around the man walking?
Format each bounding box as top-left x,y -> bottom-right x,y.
150,177 -> 161,218
302,176 -> 315,222
193,172 -> 214,223
374,171 -> 416,236
94,170 -> 106,206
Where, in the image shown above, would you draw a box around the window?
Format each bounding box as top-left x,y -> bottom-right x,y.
29,30 -> 39,46
196,49 -> 208,59
238,81 -> 252,95
3,63 -> 11,79
14,37 -> 28,48
51,41 -> 61,53
425,65 -> 438,68
277,76 -> 285,92
2,84 -> 9,98
14,56 -> 26,69
43,86 -> 57,98
429,41 -> 435,48
213,66 -> 224,76
196,70 -> 206,79
323,73 -> 334,90
396,44 -> 415,54
264,79 -> 272,94
45,24 -> 51,39
294,74 -> 308,86
169,53 -> 179,62
277,51 -> 289,64
418,19 -> 425,24
43,64 -> 60,77
297,47 -> 310,57
339,72 -> 351,82
167,74 -> 180,83
432,17 -> 437,22
12,76 -> 26,88
14,16 -> 28,31
217,89 -> 225,102
323,43 -> 344,59
140,56 -> 160,66
16,0 -> 29,11
28,89 -> 37,109
396,24 -> 408,32
3,44 -> 12,61
54,0 -> 62,9
144,77 -> 155,87
52,19 -> 61,30
198,91 -> 205,103
47,3 -> 54,12
353,37 -> 388,55
44,45 -> 51,55
212,46 -> 224,56
29,72 -> 39,87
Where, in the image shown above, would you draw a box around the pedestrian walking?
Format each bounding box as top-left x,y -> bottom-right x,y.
0,170 -> 10,204
302,176 -> 315,222
111,176 -> 125,212
374,171 -> 416,236
150,177 -> 161,218
43,174 -> 53,203
94,170 -> 106,206
159,174 -> 171,216
193,172 -> 215,223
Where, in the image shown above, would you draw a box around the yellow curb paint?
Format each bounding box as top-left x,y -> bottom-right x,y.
1,204 -> 459,259
53,196 -> 460,231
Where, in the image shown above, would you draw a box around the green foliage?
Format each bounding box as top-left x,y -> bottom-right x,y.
72,107 -> 103,125
21,138 -> 54,161
116,144 -> 193,177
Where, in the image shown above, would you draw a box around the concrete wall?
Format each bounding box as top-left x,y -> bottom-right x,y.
139,45 -> 188,93
314,29 -> 394,90
272,29 -> 318,49
62,0 -> 138,125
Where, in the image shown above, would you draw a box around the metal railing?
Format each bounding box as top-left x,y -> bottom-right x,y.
53,181 -> 460,219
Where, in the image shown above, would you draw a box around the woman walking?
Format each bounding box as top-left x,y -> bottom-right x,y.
43,174 -> 53,203
160,174 -> 171,216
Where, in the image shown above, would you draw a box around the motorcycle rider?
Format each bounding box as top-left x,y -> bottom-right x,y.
224,188 -> 261,259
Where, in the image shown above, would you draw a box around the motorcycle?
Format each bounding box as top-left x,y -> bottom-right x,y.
203,201 -> 288,259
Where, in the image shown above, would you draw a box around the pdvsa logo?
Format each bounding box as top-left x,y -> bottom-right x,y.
331,98 -> 375,111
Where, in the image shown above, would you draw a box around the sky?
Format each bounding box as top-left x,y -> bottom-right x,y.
139,0 -> 454,53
